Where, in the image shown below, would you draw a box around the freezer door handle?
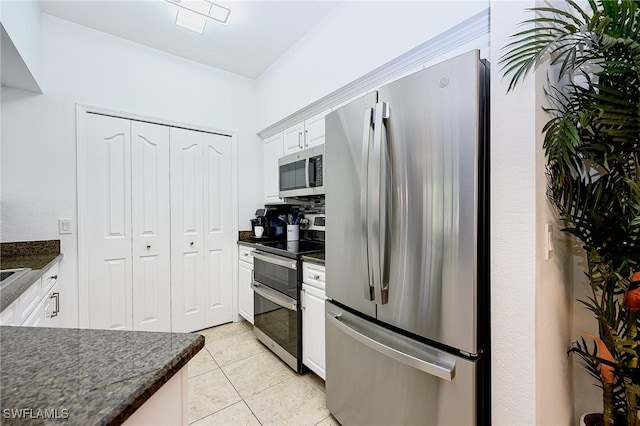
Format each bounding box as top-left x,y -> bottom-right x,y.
327,311 -> 455,381
361,107 -> 374,301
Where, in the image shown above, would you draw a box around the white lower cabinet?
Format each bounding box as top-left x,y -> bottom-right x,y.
0,302 -> 19,326
238,246 -> 254,324
22,297 -> 45,327
43,281 -> 61,328
3,260 -> 64,328
302,262 -> 327,380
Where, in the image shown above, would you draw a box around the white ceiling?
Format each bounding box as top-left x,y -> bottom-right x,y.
39,0 -> 339,79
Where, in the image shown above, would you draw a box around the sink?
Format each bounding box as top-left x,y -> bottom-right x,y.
0,268 -> 30,289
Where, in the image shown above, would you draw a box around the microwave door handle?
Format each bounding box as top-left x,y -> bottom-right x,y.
305,157 -> 310,189
361,107 -> 374,301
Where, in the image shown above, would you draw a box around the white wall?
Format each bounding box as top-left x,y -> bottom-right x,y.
489,1 -> 538,423
491,1 -> 577,424
256,1 -> 489,129
533,23 -> 574,425
0,0 -> 42,89
0,14 -> 264,327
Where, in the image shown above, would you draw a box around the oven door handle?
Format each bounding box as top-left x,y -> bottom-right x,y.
252,250 -> 297,270
251,282 -> 297,311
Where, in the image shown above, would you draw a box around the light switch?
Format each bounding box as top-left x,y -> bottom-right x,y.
58,218 -> 72,235
545,223 -> 553,260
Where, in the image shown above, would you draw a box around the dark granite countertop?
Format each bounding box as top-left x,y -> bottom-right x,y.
301,252 -> 325,266
0,326 -> 204,425
238,231 -> 254,245
237,231 -> 277,247
1,241 -> 63,313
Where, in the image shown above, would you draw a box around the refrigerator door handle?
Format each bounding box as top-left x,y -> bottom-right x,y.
327,311 -> 455,381
361,107 -> 374,301
371,101 -> 390,305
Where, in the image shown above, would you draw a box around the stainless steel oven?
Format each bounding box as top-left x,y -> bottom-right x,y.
251,250 -> 301,371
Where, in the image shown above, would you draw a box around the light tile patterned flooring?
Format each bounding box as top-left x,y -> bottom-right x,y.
188,320 -> 340,426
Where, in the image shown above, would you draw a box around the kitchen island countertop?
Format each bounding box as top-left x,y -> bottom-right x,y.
0,326 -> 204,425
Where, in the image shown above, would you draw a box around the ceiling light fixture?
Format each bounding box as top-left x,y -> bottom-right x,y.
164,0 -> 231,34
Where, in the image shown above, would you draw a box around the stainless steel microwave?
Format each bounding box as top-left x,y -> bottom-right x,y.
278,145 -> 324,198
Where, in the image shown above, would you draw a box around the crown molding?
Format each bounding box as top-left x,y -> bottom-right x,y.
257,8 -> 489,140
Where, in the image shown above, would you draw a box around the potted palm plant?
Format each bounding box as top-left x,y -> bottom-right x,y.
500,1 -> 639,425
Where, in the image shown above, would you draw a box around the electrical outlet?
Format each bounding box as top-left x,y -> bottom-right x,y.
58,218 -> 72,235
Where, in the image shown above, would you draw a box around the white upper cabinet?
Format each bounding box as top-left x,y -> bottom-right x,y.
283,122 -> 305,156
282,110 -> 329,156
264,132 -> 284,204
302,111 -> 327,149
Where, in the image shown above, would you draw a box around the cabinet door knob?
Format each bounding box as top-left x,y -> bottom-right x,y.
244,253 -> 249,256
190,241 -> 194,246
146,245 -> 151,249
314,274 -> 320,280
50,275 -> 58,280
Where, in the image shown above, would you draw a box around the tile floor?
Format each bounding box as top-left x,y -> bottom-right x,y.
187,320 -> 340,426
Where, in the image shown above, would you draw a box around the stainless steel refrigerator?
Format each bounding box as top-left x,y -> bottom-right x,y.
325,50 -> 490,426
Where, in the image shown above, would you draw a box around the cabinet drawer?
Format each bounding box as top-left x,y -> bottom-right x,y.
302,262 -> 325,290
239,246 -> 254,265
0,302 -> 19,326
23,298 -> 45,327
42,262 -> 59,294
19,277 -> 42,322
